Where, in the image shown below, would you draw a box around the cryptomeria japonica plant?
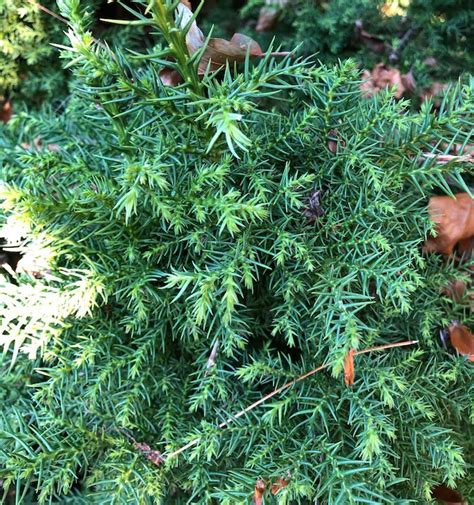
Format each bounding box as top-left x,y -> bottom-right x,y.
0,0 -> 473,503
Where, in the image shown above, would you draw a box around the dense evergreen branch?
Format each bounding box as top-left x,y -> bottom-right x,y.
166,339 -> 419,461
0,0 -> 473,503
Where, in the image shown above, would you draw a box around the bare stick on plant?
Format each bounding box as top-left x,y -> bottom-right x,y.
139,340 -> 419,464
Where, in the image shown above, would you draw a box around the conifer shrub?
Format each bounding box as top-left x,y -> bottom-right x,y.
0,0 -> 473,503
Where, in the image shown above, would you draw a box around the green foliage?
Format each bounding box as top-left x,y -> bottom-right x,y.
4,0 -> 474,106
243,0 -> 385,57
0,0 -> 473,503
0,0 -> 54,93
0,0 -> 149,107
0,0 -> 64,104
237,0 -> 474,86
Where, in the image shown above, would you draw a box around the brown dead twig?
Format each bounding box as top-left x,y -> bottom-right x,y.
389,25 -> 421,63
421,153 -> 474,165
141,340 -> 419,463
27,0 -> 109,50
27,0 -> 69,25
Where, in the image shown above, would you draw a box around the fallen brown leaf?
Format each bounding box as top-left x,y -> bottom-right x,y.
344,348 -> 355,386
21,136 -> 61,153
303,190 -> 324,222
0,100 -> 12,123
424,193 -> 474,256
432,484 -> 466,504
178,1 -> 289,74
201,33 -> 289,74
355,20 -> 387,54
360,63 -> 415,99
360,69 -> 377,96
134,442 -> 164,466
458,235 -> 474,256
256,1 -> 289,32
421,82 -> 447,104
400,70 -> 416,93
254,479 -> 266,505
371,64 -> 407,97
256,7 -> 281,32
442,280 -> 467,303
159,68 -> 183,87
327,128 -> 346,154
448,321 -> 474,361
271,477 -> 289,495
178,0 -> 204,56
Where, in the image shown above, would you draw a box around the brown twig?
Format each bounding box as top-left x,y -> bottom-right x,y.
389,25 -> 421,63
164,340 -> 419,461
421,153 -> 474,165
27,0 -> 69,25
28,0 -> 112,54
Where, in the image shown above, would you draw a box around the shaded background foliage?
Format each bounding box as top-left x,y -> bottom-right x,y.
2,0 -> 474,108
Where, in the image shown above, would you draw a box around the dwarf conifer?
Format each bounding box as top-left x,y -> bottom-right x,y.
0,1 -> 473,503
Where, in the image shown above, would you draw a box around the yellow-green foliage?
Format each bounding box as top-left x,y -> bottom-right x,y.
0,0 -> 51,91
